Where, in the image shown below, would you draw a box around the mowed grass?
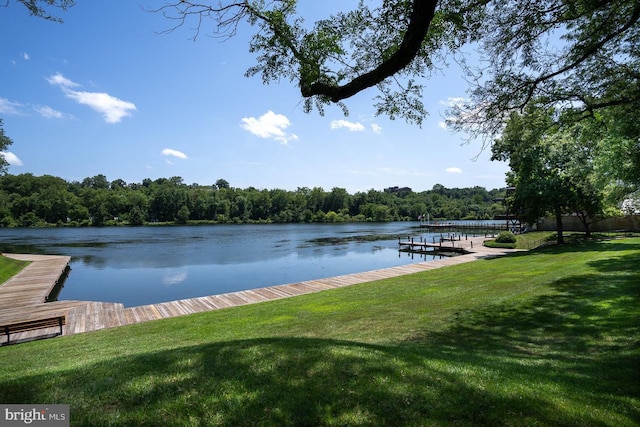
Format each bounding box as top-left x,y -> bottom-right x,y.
0,255 -> 29,284
1,238 -> 639,426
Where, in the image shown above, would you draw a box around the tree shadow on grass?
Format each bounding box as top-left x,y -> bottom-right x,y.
1,334 -> 573,426
535,238 -> 640,255
3,270 -> 638,427
412,262 -> 640,426
587,249 -> 640,274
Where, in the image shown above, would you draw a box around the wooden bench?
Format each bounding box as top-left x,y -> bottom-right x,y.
1,315 -> 65,345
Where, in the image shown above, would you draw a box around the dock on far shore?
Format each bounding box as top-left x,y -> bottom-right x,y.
419,221 -> 510,232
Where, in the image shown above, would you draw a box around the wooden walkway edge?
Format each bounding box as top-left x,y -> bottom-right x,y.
1,237 -> 520,343
0,254 -> 76,344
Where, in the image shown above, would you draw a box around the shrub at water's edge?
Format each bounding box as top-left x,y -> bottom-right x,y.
484,231 -> 518,248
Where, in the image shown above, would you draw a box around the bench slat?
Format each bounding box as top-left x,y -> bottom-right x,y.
4,318 -> 64,332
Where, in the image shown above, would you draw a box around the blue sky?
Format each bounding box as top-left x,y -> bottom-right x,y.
0,1 -> 507,193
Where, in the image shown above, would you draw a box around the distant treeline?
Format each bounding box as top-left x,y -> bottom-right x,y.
0,174 -> 507,227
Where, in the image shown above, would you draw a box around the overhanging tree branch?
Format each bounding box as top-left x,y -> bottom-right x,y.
299,1 -> 438,102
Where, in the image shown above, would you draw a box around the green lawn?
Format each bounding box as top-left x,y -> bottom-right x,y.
1,238 -> 639,426
0,255 -> 29,284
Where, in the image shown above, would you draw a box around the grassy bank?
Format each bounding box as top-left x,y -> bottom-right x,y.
0,255 -> 29,283
1,239 -> 639,426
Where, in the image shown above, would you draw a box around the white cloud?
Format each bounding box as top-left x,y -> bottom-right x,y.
438,121 -> 448,130
241,110 -> 298,145
440,97 -> 467,107
1,151 -> 23,166
21,52 -> 30,60
0,98 -> 24,115
47,73 -> 80,88
330,119 -> 365,132
34,105 -> 71,119
65,90 -> 136,123
47,73 -> 136,123
371,123 -> 382,134
446,167 -> 462,174
162,148 -> 188,160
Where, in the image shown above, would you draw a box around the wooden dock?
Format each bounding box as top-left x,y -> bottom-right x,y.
0,254 -> 79,344
0,254 -> 71,307
1,238 -> 520,343
419,222 -> 509,233
398,235 -> 469,254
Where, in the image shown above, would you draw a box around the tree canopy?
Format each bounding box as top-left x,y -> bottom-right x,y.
492,103 -> 611,242
153,0 -> 446,123
450,0 -> 640,140
152,1 -> 639,130
0,173 -> 506,227
6,1 -> 638,129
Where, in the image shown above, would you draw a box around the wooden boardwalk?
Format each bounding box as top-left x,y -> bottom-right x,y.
1,237 -> 519,343
0,254 -> 71,308
0,254 -> 80,344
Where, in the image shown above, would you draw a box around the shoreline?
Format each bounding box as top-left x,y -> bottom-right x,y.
1,238 -> 520,343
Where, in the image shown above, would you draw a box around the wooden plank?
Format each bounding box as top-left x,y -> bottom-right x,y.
192,297 -> 218,311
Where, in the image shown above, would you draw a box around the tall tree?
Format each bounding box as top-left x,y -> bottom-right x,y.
492,104 -> 609,243
215,178 -> 230,190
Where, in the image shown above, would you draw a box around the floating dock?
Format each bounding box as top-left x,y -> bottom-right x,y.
398,235 -> 470,254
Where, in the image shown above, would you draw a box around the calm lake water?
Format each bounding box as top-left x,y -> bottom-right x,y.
0,222 -> 488,307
